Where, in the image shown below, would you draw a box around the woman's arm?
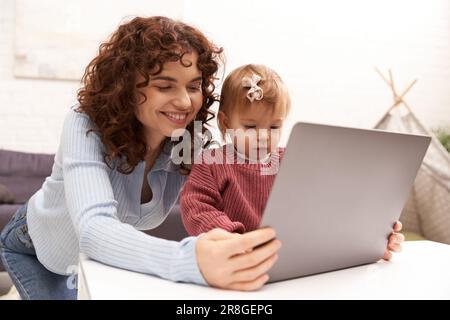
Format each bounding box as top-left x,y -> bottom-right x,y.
61,111 -> 205,284
181,162 -> 245,235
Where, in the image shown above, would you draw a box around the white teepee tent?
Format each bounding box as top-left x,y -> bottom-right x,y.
374,69 -> 450,244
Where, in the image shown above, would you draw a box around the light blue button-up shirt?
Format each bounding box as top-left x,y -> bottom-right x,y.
27,106 -> 206,285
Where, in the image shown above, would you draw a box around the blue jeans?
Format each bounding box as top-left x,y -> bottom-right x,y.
0,203 -> 77,300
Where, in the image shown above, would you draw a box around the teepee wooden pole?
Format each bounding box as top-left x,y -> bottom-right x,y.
397,79 -> 417,102
373,68 -> 418,128
375,67 -> 391,87
388,69 -> 397,97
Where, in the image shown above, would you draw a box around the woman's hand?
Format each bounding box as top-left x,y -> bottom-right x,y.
195,228 -> 281,291
383,221 -> 405,261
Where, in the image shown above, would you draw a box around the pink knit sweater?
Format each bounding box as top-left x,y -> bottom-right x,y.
181,145 -> 284,236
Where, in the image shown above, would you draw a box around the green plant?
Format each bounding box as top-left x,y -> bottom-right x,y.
433,126 -> 450,153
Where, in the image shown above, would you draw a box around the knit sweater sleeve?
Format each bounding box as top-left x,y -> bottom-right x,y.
180,162 -> 245,235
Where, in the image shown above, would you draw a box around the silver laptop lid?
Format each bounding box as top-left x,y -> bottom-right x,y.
261,122 -> 431,282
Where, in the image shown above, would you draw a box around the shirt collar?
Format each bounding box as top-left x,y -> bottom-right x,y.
151,140 -> 180,173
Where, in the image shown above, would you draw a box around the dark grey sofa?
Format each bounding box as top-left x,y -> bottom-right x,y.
0,149 -> 55,273
0,149 -> 188,292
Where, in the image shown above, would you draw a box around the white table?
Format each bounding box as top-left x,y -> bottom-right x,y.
77,241 -> 450,300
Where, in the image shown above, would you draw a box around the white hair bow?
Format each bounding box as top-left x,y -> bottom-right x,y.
242,74 -> 264,103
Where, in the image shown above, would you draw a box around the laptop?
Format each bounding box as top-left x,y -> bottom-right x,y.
260,122 -> 431,283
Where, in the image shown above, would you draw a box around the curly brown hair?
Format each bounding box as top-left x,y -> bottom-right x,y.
77,16 -> 223,174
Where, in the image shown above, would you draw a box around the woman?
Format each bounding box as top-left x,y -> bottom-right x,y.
0,16 -> 282,299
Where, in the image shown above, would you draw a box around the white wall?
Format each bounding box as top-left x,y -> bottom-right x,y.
185,0 -> 450,144
0,0 -> 79,153
0,0 -> 182,153
0,0 -> 449,153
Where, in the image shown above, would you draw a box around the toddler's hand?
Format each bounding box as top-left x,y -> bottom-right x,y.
383,221 -> 405,261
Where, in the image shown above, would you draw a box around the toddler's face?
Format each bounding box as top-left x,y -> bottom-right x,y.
223,102 -> 286,161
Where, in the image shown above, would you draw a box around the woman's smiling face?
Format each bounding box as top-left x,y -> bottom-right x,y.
135,52 -> 204,147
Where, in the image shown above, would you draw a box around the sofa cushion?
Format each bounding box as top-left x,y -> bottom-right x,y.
0,184 -> 15,204
0,149 -> 54,203
0,204 -> 20,229
144,205 -> 189,241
